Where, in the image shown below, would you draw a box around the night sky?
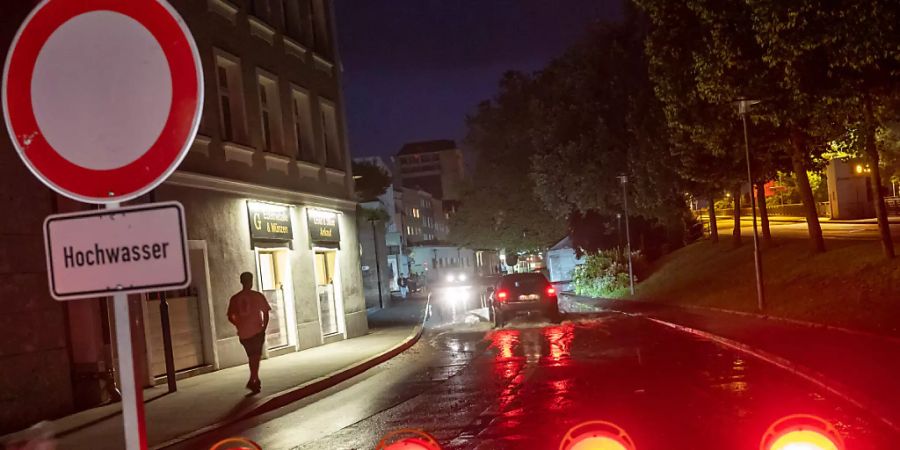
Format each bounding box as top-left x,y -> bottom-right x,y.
333,1 -> 624,159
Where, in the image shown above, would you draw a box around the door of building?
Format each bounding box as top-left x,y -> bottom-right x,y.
256,250 -> 291,350
314,250 -> 341,336
146,287 -> 204,377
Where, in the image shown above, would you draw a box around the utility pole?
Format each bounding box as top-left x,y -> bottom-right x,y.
618,175 -> 635,295
370,219 -> 384,309
738,99 -> 766,311
149,190 -> 176,393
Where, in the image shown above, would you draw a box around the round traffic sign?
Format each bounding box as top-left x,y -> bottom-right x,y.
3,0 -> 203,204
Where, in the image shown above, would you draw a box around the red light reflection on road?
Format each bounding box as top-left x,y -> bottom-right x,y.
490,329 -> 521,361
543,323 -> 574,365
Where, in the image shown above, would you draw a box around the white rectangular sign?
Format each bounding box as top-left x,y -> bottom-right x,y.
44,202 -> 190,300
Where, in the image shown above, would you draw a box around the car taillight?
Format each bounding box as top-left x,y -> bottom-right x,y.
761,414 -> 844,450
547,286 -> 556,296
496,290 -> 508,301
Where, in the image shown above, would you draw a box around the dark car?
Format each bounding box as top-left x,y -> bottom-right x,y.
489,272 -> 560,326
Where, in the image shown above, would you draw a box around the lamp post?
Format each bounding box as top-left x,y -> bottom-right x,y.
736,99 -> 765,311
617,175 -> 635,295
616,212 -> 623,254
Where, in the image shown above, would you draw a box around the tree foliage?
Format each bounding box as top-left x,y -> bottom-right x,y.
351,161 -> 392,201
448,72 -> 566,252
747,0 -> 900,256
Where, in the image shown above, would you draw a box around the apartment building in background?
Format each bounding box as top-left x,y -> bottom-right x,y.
0,0 -> 365,433
395,139 -> 466,204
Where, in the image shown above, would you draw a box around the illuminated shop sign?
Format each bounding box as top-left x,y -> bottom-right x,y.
247,201 -> 293,241
307,209 -> 341,246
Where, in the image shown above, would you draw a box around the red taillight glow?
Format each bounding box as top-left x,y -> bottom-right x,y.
497,290 -> 509,301
547,286 -> 557,296
376,429 -> 442,450
209,437 -> 262,450
560,421 -> 635,450
761,414 -> 844,450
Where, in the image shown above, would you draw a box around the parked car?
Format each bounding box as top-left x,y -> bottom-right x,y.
489,272 -> 560,327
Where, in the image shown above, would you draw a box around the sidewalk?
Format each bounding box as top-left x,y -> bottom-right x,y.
4,300 -> 426,450
564,294 -> 900,432
713,215 -> 900,224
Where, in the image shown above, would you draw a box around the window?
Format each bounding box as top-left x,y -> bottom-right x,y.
214,51 -> 246,143
412,208 -> 420,219
291,88 -> 314,161
257,72 -> 283,153
251,0 -> 274,24
406,226 -> 413,235
319,101 -> 342,169
309,0 -> 329,54
281,0 -> 303,40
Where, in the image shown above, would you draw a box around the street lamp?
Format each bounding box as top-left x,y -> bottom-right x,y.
736,99 -> 765,311
617,175 -> 635,295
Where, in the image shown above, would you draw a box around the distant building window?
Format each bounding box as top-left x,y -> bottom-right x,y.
257,72 -> 283,153
214,51 -> 246,143
412,208 -> 420,219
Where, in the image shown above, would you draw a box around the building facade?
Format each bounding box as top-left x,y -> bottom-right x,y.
395,140 -> 465,203
0,0 -> 365,433
399,187 -> 448,245
826,158 -> 875,220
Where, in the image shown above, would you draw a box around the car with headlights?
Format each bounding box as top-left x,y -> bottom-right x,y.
427,270 -> 475,319
489,272 -> 560,326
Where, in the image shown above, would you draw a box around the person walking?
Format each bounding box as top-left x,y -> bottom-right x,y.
227,272 -> 270,394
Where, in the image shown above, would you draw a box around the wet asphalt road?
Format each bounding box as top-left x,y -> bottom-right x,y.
171,309 -> 897,450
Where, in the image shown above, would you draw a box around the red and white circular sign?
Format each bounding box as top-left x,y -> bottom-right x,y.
2,0 -> 203,203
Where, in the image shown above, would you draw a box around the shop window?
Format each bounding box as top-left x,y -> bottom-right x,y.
214,50 -> 247,143
258,253 -> 277,290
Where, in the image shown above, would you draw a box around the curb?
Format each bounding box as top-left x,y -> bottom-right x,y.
563,293 -> 900,346
643,316 -> 900,435
151,323 -> 425,449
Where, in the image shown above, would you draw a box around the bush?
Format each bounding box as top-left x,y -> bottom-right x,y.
572,250 -> 647,298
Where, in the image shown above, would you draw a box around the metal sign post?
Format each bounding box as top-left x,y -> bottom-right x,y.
106,201 -> 146,449
3,1 -> 203,448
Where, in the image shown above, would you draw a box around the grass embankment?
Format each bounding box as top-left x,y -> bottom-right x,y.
617,239 -> 900,336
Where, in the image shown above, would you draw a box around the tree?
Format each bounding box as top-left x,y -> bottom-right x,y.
448,72 -> 566,252
675,0 -> 845,253
637,0 -> 796,247
527,14 -> 691,251
351,161 -> 392,201
748,0 -> 900,257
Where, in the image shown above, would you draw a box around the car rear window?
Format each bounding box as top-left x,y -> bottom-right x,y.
500,274 -> 549,290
